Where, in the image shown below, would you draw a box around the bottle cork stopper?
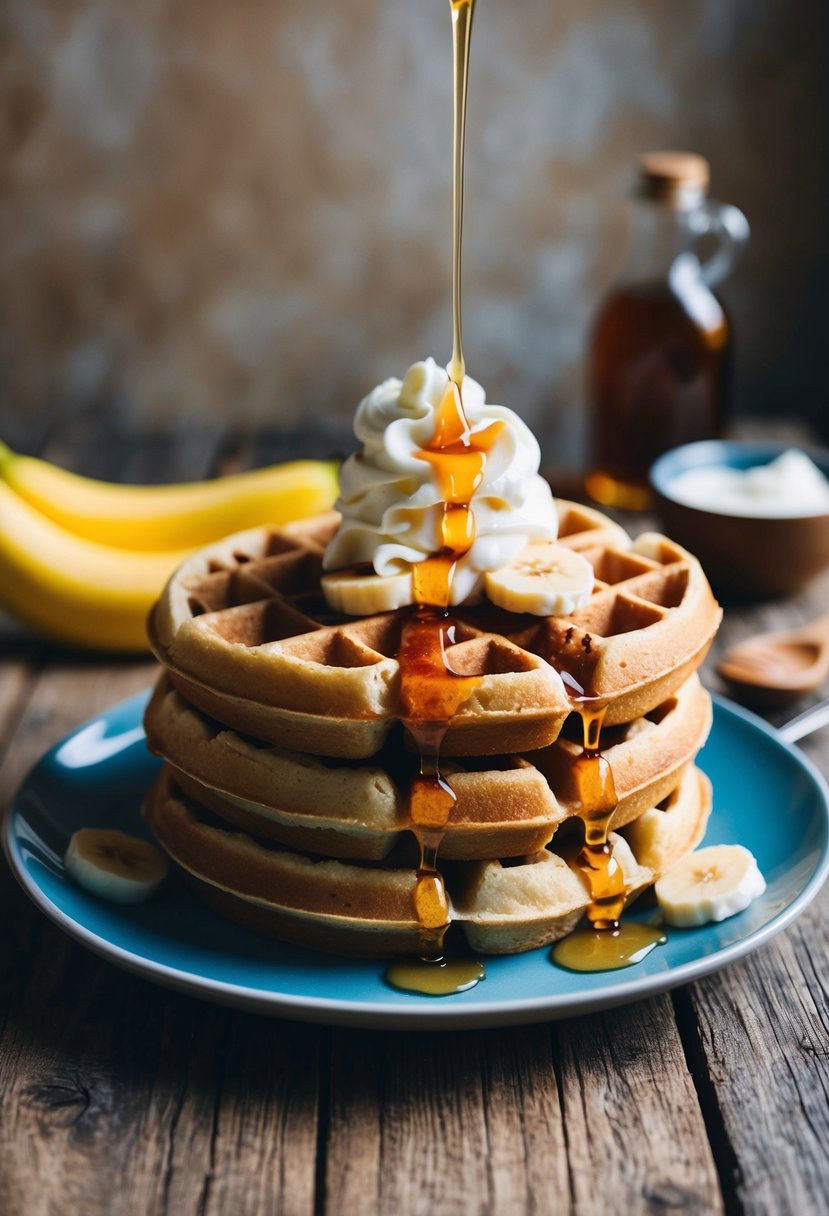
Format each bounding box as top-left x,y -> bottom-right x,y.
636,152 -> 710,206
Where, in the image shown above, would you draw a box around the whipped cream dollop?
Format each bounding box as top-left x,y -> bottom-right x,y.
323,358 -> 558,604
667,450 -> 829,518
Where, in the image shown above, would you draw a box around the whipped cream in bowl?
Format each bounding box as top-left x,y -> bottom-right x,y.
322,358 -> 562,611
665,449 -> 829,518
650,440 -> 829,599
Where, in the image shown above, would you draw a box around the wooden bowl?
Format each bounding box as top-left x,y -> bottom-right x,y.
650,441 -> 829,600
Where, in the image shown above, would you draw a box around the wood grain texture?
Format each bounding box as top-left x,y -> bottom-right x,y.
685,564 -> 829,1215
0,424 -> 323,1216
0,634 -> 40,781
1,426 -> 829,1216
556,995 -> 724,1215
324,1026 -> 570,1216
0,420 -> 323,1215
678,885 -> 829,1216
0,923 -> 321,1216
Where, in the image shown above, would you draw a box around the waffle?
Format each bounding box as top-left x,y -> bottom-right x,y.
147,503 -> 721,760
142,764 -> 711,957
455,765 -> 712,954
144,673 -> 712,861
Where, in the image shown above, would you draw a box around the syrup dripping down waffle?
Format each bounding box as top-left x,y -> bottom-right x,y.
148,504 -> 721,759
142,764 -> 711,958
144,674 -> 712,862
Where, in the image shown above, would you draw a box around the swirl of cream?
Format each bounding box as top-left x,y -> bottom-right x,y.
323,358 -> 558,604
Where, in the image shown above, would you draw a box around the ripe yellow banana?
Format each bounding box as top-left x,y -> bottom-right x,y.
0,443 -> 339,551
0,480 -> 193,650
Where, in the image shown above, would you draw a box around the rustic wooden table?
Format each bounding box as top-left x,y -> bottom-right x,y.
1,424 -> 828,1216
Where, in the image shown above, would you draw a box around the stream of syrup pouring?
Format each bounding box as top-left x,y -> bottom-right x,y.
385,0 -> 488,997
386,0 -> 664,995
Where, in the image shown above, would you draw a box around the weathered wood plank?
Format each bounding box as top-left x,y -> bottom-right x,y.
0,660 -> 322,1216
324,1026 -> 570,1216
0,634 -> 41,774
197,1012 -> 321,1216
0,429 -> 322,1216
0,921 -> 321,1216
678,879 -> 829,1216
481,1028 -> 572,1215
680,575 -> 829,1216
556,995 -> 724,1215
3,419 -> 829,1216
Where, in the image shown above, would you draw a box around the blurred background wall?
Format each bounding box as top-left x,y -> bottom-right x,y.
2,0 -> 827,462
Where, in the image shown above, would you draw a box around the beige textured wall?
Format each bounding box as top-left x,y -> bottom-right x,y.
2,0 -> 827,457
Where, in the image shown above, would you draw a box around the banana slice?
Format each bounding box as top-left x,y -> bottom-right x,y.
655,844 -> 766,928
484,542 -> 594,616
322,568 -> 414,615
65,828 -> 168,904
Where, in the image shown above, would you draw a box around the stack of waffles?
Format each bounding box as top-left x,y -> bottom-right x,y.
143,502 -> 721,956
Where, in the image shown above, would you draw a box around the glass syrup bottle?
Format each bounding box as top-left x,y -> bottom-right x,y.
585,152 -> 749,511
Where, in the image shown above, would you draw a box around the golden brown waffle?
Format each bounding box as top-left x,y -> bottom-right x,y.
455,765 -> 712,954
144,674 -> 712,861
142,765 -> 711,957
148,504 -> 721,759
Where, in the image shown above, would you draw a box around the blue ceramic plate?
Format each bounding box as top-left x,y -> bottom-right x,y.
4,691 -> 829,1029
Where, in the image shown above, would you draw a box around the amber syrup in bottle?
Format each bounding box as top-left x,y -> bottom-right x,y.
586,152 -> 747,511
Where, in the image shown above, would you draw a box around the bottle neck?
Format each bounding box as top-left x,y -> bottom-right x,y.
619,197 -> 699,285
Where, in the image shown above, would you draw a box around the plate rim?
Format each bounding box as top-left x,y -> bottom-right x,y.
5,691 -> 829,1030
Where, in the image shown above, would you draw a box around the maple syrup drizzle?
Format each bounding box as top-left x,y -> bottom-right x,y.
551,669 -> 667,972
448,0 -> 474,387
386,0 -> 487,997
572,701 -> 625,932
386,0 -> 663,987
398,614 -> 479,958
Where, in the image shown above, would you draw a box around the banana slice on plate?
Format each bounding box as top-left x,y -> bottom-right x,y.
655,844 -> 766,927
484,542 -> 594,616
65,828 -> 168,904
322,568 -> 414,615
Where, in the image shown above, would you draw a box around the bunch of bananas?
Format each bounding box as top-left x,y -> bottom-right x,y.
0,442 -> 339,652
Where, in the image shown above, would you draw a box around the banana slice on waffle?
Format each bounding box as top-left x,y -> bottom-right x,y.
147,503 -> 721,759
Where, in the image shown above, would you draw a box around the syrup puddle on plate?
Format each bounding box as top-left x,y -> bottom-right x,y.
383,0 -> 661,995
383,0 -> 488,997
552,923 -> 667,973
386,957 -> 485,997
